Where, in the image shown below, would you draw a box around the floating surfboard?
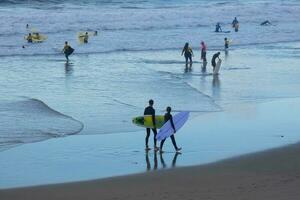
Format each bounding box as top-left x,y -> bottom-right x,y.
156,111 -> 189,141
213,59 -> 222,75
132,115 -> 165,129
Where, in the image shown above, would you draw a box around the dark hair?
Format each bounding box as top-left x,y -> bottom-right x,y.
166,106 -> 171,112
65,41 -> 68,44
218,52 -> 221,55
149,99 -> 154,105
184,42 -> 189,49
224,37 -> 227,40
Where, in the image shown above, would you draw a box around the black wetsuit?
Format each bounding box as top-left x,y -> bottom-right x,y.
182,47 -> 193,65
225,40 -> 229,49
211,53 -> 219,68
144,106 -> 157,147
160,113 -> 179,150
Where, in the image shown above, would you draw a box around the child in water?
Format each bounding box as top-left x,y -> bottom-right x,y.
160,107 -> 181,153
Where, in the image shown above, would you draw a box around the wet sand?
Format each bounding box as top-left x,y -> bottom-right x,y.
1,141 -> 300,200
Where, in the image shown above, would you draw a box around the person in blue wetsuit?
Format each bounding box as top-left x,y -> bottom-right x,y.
144,99 -> 158,151
159,106 -> 181,153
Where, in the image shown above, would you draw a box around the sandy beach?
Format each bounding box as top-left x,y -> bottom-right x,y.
1,142 -> 300,200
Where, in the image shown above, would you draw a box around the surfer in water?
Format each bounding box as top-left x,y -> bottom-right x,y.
201,41 -> 207,63
26,33 -> 33,43
211,52 -> 221,70
224,38 -> 229,50
215,23 -> 222,32
144,99 -> 158,151
261,20 -> 271,26
181,42 -> 194,67
232,17 -> 239,32
62,41 -> 74,61
159,106 -> 181,153
83,32 -> 89,43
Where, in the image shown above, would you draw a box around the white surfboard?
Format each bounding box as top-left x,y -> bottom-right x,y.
213,59 -> 222,75
156,111 -> 189,141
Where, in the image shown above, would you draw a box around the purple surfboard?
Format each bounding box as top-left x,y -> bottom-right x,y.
156,111 -> 189,141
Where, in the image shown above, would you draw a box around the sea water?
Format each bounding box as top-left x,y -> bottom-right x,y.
0,1 -> 300,150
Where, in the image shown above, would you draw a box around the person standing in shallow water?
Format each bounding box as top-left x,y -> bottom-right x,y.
62,41 -> 74,61
201,41 -> 207,63
144,99 -> 158,151
211,52 -> 220,70
224,38 -> 229,50
160,107 -> 181,153
181,42 -> 194,67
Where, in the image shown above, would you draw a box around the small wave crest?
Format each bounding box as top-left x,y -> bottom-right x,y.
0,97 -> 83,151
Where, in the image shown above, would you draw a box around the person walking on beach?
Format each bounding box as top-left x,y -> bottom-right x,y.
224,38 -> 229,50
201,41 -> 207,63
160,107 -> 181,153
232,17 -> 239,32
62,41 -> 74,61
144,99 -> 158,151
181,42 -> 194,67
211,52 -> 220,70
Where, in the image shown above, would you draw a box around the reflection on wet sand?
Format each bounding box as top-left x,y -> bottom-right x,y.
145,151 -> 181,171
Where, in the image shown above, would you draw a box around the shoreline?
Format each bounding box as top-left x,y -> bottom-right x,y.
1,141 -> 300,199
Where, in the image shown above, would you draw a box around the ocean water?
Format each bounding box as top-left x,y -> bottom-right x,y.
0,0 -> 300,151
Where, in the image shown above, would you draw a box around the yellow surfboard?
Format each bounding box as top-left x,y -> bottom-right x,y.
132,115 -> 165,129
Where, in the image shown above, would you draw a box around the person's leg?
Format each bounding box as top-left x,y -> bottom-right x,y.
152,128 -> 158,150
189,55 -> 193,66
160,139 -> 166,152
185,55 -> 188,66
170,135 -> 179,150
145,128 -> 151,149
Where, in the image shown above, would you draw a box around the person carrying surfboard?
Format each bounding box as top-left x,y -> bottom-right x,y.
181,42 -> 194,67
232,17 -> 239,32
144,99 -> 158,151
159,107 -> 181,153
62,41 -> 74,61
211,52 -> 221,70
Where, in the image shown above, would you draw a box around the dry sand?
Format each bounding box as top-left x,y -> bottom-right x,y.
1,143 -> 300,200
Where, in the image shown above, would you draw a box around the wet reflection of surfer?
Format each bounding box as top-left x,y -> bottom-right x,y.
181,42 -> 194,67
211,52 -> 220,70
144,99 -> 158,151
145,151 -> 158,171
200,41 -> 207,63
215,23 -> 222,32
62,41 -> 74,61
159,107 -> 181,153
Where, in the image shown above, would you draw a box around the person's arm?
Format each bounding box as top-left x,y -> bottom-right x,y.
181,47 -> 185,56
170,115 -> 176,133
191,49 -> 194,57
220,26 -> 222,32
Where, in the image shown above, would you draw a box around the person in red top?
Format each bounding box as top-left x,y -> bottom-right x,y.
200,41 -> 207,63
